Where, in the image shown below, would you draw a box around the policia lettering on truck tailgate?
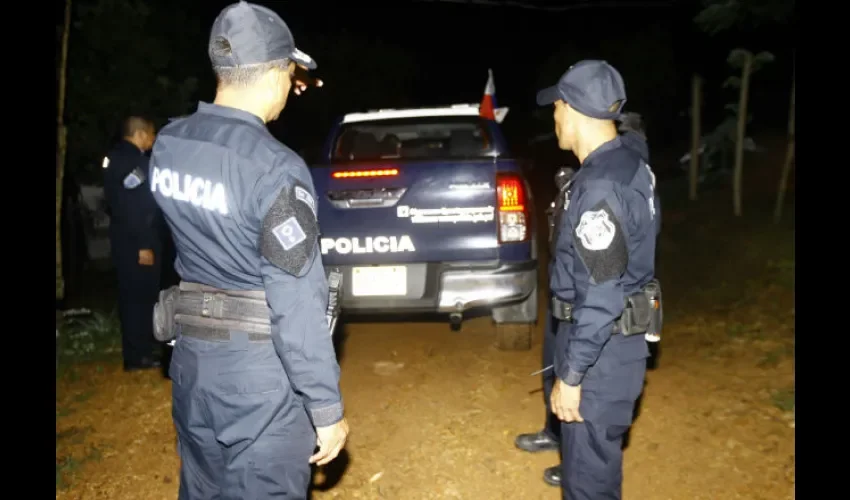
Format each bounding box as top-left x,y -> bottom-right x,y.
320,235 -> 416,255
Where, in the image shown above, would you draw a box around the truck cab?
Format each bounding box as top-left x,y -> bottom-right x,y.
310,104 -> 538,350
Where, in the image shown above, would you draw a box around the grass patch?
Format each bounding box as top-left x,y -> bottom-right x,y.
56,445 -> 103,490
770,387 -> 795,412
56,425 -> 103,490
757,343 -> 794,368
57,309 -> 122,371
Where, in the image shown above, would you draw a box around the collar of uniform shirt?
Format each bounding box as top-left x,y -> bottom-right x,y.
581,136 -> 623,167
197,101 -> 266,129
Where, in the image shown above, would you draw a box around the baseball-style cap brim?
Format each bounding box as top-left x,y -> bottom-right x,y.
536,60 -> 627,120
289,47 -> 317,70
536,82 -> 623,120
536,85 -> 561,106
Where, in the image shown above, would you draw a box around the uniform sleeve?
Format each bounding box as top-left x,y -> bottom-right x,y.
254,161 -> 343,428
105,152 -> 159,250
553,181 -> 629,386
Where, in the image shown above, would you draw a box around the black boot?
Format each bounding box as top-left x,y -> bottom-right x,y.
543,465 -> 561,487
514,430 -> 559,453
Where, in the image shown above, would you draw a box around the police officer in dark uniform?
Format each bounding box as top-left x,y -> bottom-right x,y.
102,116 -> 163,371
515,109 -> 651,488
149,3 -> 348,498
520,60 -> 662,499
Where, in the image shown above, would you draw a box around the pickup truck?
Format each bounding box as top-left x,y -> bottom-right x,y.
309,104 -> 538,350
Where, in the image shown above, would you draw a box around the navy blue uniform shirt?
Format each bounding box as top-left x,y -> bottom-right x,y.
551,135 -> 660,386
149,102 -> 343,427
103,140 -> 161,250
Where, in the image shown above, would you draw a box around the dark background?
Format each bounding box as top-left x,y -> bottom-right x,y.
57,0 -> 796,183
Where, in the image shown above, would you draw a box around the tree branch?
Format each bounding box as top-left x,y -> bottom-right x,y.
412,0 -> 676,11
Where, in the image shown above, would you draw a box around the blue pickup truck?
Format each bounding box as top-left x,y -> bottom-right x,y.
309,104 -> 538,350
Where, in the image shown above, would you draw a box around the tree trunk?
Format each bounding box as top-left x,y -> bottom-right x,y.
773,72 -> 795,224
56,0 -> 72,302
688,74 -> 702,201
732,52 -> 752,217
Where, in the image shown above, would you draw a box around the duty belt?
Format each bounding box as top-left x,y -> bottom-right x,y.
549,279 -> 663,339
175,282 -> 272,336
153,268 -> 345,344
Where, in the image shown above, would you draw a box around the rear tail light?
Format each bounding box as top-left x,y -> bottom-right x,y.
496,173 -> 530,243
332,168 -> 399,179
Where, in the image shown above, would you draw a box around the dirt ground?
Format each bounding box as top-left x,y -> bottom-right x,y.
56,147 -> 795,499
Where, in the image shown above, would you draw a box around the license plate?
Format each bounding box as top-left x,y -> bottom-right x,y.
351,266 -> 407,297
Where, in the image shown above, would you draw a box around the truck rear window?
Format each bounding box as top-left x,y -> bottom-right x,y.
331,116 -> 495,162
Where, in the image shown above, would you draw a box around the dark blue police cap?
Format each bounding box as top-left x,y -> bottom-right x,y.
536,60 -> 626,120
209,1 -> 316,70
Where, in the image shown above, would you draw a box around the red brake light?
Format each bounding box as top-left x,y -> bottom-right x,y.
332,168 -> 399,179
496,173 -> 530,243
497,174 -> 525,212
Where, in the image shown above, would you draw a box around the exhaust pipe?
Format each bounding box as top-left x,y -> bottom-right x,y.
449,312 -> 463,331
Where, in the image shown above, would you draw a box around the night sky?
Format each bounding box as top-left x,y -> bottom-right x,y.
61,0 -> 796,167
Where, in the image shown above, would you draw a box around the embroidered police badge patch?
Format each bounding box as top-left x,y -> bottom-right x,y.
260,180 -> 319,277
123,167 -> 146,189
272,217 -> 307,251
573,200 -> 628,284
576,209 -> 616,251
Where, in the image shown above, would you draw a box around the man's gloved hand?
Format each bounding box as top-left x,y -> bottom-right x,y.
310,417 -> 349,466
138,249 -> 155,266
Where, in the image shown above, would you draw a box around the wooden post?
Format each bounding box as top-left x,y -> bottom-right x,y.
688,74 -> 702,201
56,0 -> 72,302
732,52 -> 752,217
773,73 -> 795,224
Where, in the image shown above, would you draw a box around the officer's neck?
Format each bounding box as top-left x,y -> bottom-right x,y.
213,89 -> 274,124
123,136 -> 145,153
575,124 -> 618,165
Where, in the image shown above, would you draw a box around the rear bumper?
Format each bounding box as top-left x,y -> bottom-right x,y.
336,260 -> 538,314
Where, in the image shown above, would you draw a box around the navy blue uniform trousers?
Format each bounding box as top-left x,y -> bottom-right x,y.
110,225 -> 161,365
170,332 -> 316,500
559,337 -> 646,500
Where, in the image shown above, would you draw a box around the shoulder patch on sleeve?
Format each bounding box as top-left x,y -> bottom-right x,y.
122,167 -> 146,189
260,179 -> 319,277
573,199 -> 628,284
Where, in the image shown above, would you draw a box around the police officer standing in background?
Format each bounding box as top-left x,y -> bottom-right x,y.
518,60 -> 661,499
103,116 -> 163,372
515,108 -> 651,489
149,2 -> 348,498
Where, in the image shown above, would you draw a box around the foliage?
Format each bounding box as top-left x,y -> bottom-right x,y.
57,310 -> 122,365
695,0 -> 796,35
695,49 -> 773,179
64,0 -> 204,184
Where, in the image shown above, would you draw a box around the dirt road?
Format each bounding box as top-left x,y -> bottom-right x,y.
56,295 -> 794,499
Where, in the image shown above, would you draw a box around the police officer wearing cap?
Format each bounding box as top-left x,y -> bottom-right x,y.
515,109 -> 651,488
516,60 -> 661,498
102,116 -> 163,372
149,2 -> 348,498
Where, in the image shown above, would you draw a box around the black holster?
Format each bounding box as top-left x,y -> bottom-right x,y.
153,285 -> 180,342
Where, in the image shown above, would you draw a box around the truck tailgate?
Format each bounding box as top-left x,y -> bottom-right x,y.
312,159 -> 499,266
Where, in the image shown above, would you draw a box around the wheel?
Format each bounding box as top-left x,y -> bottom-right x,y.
495,323 -> 533,351
492,285 -> 537,351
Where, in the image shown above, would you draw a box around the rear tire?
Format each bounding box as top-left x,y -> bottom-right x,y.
492,283 -> 537,351
495,323 -> 533,351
